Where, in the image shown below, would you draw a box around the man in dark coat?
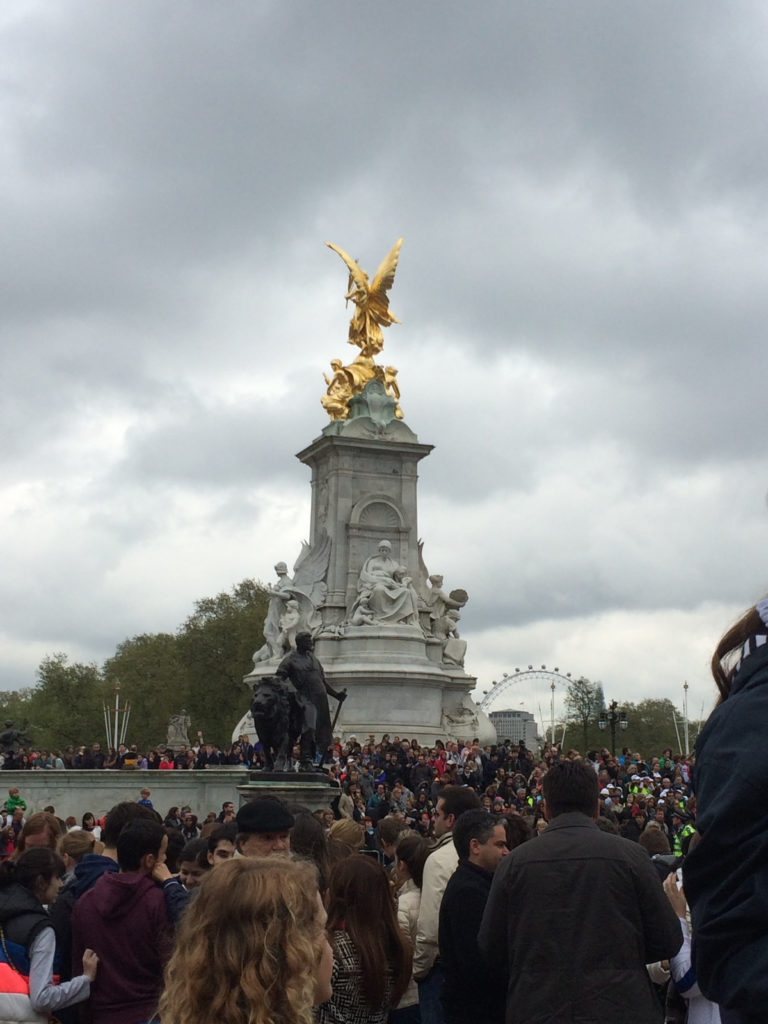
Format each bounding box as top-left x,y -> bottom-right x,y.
479,758 -> 682,1024
275,632 -> 346,770
439,809 -> 509,1024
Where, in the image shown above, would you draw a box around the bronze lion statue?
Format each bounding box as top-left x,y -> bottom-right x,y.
249,676 -> 302,772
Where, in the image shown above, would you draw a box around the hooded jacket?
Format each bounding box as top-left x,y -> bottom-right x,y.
685,641 -> 768,1018
69,855 -> 118,901
48,853 -> 118,989
71,872 -> 172,1024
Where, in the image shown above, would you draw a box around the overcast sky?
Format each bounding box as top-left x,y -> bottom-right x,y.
2,1 -> 767,733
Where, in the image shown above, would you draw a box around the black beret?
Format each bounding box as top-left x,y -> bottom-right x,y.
236,796 -> 294,834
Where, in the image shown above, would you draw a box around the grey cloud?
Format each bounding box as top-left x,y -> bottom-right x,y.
111,392 -> 318,489
2,0 -> 768,703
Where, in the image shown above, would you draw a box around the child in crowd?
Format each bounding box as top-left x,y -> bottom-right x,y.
5,787 -> 26,814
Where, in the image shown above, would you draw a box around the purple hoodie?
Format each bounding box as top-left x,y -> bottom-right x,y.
70,872 -> 172,1024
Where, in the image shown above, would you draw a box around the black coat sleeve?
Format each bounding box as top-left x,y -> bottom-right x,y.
478,855 -> 511,973
630,848 -> 684,963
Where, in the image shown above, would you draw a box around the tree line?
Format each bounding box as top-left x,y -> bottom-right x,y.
0,580 -> 269,753
561,677 -> 703,757
2,587 -> 703,759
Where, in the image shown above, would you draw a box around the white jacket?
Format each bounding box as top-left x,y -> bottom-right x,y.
413,832 -> 457,980
396,879 -> 421,1008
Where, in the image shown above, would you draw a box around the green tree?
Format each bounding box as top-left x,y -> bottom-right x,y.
24,578 -> 270,754
103,633 -> 188,750
619,698 -> 684,759
0,689 -> 36,758
176,579 -> 269,745
563,677 -> 601,753
0,689 -> 34,737
28,654 -> 105,751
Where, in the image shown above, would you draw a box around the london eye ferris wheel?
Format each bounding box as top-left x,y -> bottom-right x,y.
477,665 -> 577,746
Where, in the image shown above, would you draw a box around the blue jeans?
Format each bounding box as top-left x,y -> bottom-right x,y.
416,965 -> 445,1024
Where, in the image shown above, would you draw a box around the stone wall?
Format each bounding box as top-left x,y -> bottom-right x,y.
1,768 -> 253,820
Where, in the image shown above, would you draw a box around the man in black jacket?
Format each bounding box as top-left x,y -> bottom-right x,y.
439,809 -> 509,1024
479,758 -> 682,1024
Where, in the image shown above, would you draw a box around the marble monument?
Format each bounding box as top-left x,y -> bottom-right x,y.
234,240 -> 493,745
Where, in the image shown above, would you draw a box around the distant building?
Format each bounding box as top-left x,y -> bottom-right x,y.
489,709 -> 538,748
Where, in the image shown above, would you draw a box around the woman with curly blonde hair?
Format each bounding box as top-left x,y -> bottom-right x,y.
158,857 -> 332,1024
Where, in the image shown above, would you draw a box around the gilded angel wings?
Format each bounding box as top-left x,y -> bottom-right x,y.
325,238 -> 403,356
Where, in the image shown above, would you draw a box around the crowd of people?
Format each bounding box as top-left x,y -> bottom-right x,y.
0,737 -> 264,772
0,735 -> 716,1024
0,731 -> 698,854
0,594 -> 766,1022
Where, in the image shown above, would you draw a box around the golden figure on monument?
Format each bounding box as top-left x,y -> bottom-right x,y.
326,238 -> 402,356
322,239 -> 404,421
321,358 -> 355,420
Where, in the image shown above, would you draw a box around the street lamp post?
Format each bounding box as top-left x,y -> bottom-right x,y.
550,679 -> 556,748
683,681 -> 690,756
598,700 -> 628,757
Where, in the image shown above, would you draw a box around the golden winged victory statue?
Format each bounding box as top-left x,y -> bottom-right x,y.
322,238 -> 404,421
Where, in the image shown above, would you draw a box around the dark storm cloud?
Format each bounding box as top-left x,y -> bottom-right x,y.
2,1 -> 767,697
5,1 -> 767,386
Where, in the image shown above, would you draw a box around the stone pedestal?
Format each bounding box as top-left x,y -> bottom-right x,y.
307,627 -> 483,744
236,392 -> 494,746
296,423 -> 433,629
237,772 -> 339,813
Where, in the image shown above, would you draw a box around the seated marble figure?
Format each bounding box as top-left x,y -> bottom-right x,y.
349,540 -> 421,626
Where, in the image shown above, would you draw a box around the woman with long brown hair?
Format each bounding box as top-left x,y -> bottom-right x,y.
158,857 -> 331,1024
684,599 -> 768,1024
289,811 -> 331,895
317,855 -> 412,1024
